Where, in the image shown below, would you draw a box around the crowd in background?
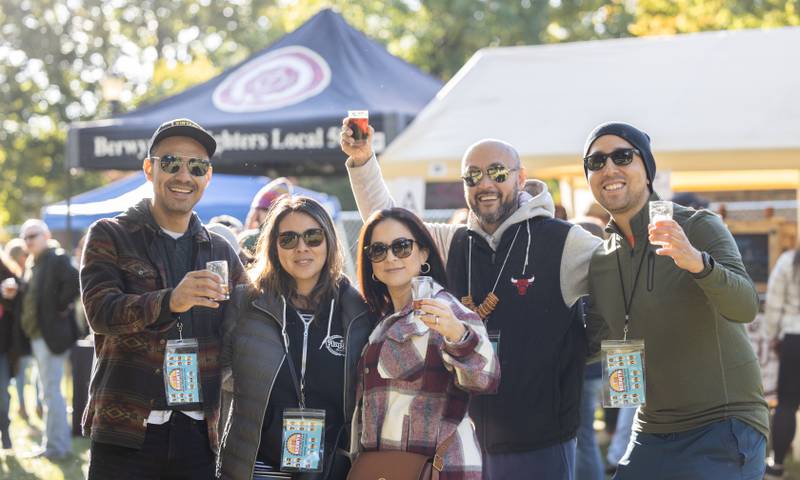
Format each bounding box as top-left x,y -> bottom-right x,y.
0,116 -> 797,480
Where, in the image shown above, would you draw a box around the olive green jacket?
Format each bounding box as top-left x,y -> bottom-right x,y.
587,195 -> 769,438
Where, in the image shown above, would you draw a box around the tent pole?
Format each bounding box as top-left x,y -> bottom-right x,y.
65,149 -> 73,251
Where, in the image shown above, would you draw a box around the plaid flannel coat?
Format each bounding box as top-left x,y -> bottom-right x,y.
80,199 -> 245,450
353,282 -> 499,479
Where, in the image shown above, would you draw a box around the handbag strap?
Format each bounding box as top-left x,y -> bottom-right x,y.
430,427 -> 458,473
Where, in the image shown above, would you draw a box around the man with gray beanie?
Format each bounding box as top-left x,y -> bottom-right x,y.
582,121 -> 768,479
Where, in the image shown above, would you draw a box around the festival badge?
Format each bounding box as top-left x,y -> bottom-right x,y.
601,339 -> 646,408
280,408 -> 325,473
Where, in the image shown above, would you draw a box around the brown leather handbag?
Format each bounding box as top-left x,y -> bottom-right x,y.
346,435 -> 455,480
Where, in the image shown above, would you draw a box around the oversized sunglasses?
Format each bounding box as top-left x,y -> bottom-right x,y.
150,154 -> 211,176
461,164 -> 518,187
583,148 -> 640,172
277,228 -> 325,249
364,237 -> 415,263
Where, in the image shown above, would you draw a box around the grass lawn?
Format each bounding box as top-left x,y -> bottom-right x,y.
0,373 -> 89,479
3,374 -> 800,479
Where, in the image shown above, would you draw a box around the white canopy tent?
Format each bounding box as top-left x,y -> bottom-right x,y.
378,27 -> 800,205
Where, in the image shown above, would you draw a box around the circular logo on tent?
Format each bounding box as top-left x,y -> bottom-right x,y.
213,46 -> 331,113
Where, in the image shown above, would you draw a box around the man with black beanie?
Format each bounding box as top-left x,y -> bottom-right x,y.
582,121 -> 768,479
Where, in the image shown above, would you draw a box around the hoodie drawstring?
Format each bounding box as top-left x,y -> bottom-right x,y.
319,298 -> 336,350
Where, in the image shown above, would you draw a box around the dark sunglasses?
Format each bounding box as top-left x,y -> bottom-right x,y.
461,164 -> 518,187
22,232 -> 42,242
583,148 -> 640,172
364,238 -> 415,263
150,154 -> 211,177
277,228 -> 325,249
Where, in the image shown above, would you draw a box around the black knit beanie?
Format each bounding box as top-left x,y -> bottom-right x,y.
583,122 -> 656,192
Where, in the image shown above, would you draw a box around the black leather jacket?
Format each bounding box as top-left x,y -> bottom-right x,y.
217,279 -> 374,480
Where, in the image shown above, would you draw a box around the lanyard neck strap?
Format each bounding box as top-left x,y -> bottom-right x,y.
615,239 -> 648,341
281,297 -> 311,409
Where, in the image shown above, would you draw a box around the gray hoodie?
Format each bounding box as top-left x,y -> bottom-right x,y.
347,155 -> 600,307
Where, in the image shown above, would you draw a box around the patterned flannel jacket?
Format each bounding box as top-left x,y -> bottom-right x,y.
353,282 -> 500,480
80,199 -> 246,450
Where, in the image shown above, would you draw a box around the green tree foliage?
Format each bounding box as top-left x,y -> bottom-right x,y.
1,0 -> 797,229
631,0 -> 800,34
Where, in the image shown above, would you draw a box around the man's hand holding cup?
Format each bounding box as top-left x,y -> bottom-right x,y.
169,270 -> 227,313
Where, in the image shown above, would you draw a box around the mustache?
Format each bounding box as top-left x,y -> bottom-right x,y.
166,181 -> 195,191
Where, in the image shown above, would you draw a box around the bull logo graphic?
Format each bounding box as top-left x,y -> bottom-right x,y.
510,275 -> 535,296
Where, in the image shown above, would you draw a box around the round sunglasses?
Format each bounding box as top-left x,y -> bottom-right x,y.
364,237 -> 415,263
583,148 -> 640,172
461,163 -> 518,187
150,154 -> 211,177
277,228 -> 325,249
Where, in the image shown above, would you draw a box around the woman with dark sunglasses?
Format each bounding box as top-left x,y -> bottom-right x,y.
217,196 -> 375,480
350,208 -> 499,480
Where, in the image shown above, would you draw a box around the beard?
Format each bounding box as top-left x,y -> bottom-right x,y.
468,185 -> 518,227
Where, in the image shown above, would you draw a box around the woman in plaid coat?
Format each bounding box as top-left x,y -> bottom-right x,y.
352,208 -> 500,479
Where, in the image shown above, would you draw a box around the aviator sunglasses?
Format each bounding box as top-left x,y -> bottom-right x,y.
583,148 -> 640,172
277,228 -> 325,249
364,238 -> 416,263
150,154 -> 211,177
461,164 -> 518,187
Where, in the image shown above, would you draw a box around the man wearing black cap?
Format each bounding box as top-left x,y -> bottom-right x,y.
80,118 -> 246,478
582,122 -> 768,479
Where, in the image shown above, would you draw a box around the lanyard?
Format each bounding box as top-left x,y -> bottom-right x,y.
614,237 -> 648,341
280,297 -> 313,409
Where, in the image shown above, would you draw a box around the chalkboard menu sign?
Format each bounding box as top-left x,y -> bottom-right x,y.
733,233 -> 769,284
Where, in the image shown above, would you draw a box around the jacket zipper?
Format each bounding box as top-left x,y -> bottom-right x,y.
343,311 -> 368,422
245,301 -> 288,479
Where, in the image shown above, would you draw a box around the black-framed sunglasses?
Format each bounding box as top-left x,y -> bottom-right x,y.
461,164 -> 519,187
583,148 -> 640,172
364,237 -> 415,263
150,154 -> 211,177
277,228 -> 325,249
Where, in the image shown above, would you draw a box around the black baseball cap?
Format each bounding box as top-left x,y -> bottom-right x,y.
148,118 -> 216,158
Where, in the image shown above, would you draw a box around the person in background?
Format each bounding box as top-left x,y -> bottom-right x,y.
572,218 -> 605,480
7,219 -> 79,459
3,239 -> 40,422
244,177 -> 293,231
209,214 -> 244,235
351,207 -> 499,479
206,223 -> 241,257
763,245 -> 800,479
0,248 -> 23,449
217,196 -> 374,479
80,118 -> 245,478
239,177 -> 294,261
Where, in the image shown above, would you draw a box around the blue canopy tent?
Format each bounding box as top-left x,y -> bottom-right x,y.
66,9 -> 442,175
42,173 -> 340,231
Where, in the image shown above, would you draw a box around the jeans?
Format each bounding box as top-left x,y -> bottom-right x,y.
14,354 -> 41,412
576,376 -> 603,480
484,438 -> 577,480
31,338 -> 71,456
0,354 -> 10,431
614,418 -> 766,480
607,407 -> 636,466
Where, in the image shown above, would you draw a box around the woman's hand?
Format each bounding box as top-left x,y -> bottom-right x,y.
339,117 -> 375,166
417,298 -> 466,343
